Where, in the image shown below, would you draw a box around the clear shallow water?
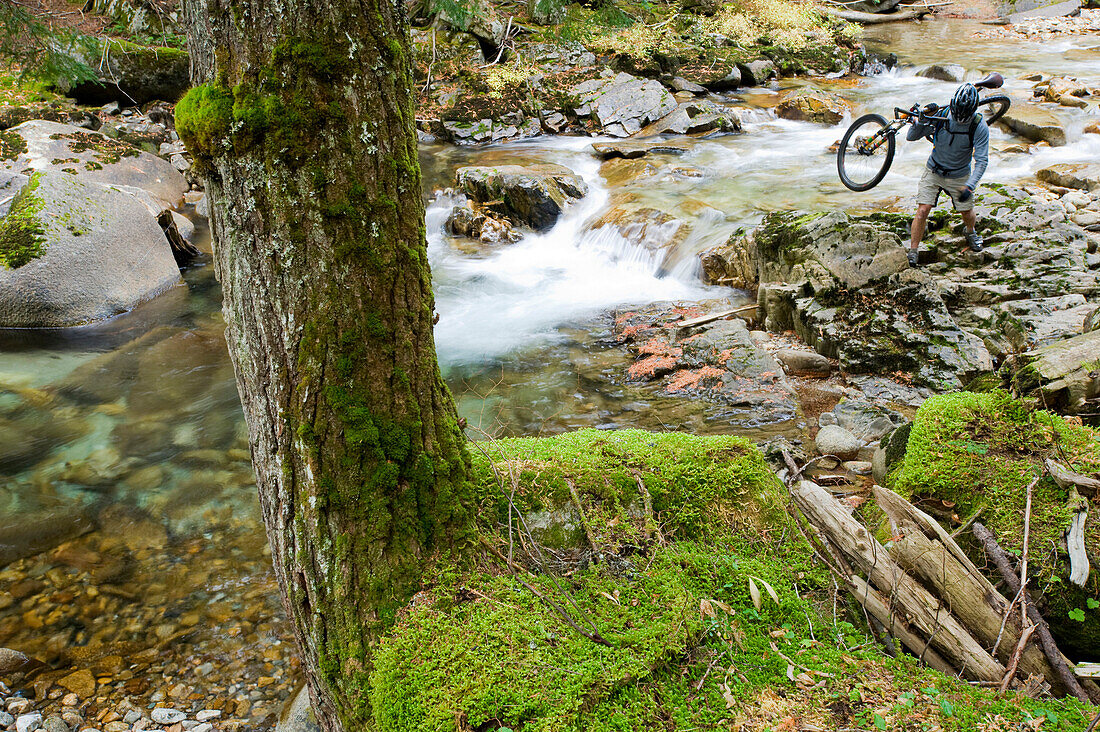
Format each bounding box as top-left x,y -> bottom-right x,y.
1,19 -> 1099,673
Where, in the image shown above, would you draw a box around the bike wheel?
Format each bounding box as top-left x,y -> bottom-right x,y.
978,95 -> 1011,126
837,113 -> 896,192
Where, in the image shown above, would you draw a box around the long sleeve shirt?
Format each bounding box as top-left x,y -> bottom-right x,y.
906,111 -> 989,190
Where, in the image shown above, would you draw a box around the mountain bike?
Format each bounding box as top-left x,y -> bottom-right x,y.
837,72 -> 1011,192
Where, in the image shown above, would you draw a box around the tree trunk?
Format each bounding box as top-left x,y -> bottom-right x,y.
178,3 -> 474,730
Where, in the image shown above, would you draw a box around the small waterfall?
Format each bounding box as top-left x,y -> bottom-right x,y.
427,149 -> 720,367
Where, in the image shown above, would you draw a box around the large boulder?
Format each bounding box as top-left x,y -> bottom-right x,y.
0,171 -> 182,327
774,89 -> 849,125
570,73 -> 678,137
1006,329 -> 1100,414
998,101 -> 1067,146
62,40 -> 190,106
749,212 -> 992,388
2,120 -> 187,208
455,163 -> 587,230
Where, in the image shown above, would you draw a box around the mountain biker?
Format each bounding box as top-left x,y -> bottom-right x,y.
906,82 -> 989,266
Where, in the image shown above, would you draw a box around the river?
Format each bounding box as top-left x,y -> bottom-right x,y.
1,17 -> 1098,725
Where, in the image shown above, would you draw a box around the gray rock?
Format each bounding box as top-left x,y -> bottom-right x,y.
916,63 -> 966,82
995,294 -> 1093,350
64,40 -> 189,106
637,100 -> 741,136
670,77 -> 707,94
150,709 -> 186,725
818,412 -> 839,427
700,66 -> 741,92
1000,101 -> 1067,146
815,425 -> 862,461
43,716 -> 70,732
275,685 -> 321,732
737,59 -> 778,87
0,171 -> 181,327
775,348 -> 832,376
590,141 -> 689,160
1006,329 -> 1100,413
0,171 -> 29,217
831,400 -> 905,441
16,713 -> 43,732
455,163 -> 587,230
571,73 -> 678,137
0,712 -> 13,728
3,120 -> 187,208
843,460 -> 873,475
872,447 -> 888,484
751,212 -> 993,388
194,192 -> 209,217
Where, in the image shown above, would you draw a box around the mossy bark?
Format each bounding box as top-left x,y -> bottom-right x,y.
180,2 -> 474,730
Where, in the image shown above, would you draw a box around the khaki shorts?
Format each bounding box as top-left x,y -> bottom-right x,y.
916,168 -> 973,212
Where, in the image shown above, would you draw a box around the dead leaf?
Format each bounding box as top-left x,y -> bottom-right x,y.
749,578 -> 762,611
700,598 -> 716,618
719,683 -> 737,709
601,592 -> 621,606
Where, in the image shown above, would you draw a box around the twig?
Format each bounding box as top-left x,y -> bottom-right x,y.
769,641 -> 834,678
998,622 -> 1037,692
1019,474 -> 1038,629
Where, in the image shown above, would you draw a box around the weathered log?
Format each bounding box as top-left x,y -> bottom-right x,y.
873,485 -> 1065,693
847,574 -> 956,675
791,480 -> 1005,681
822,7 -> 930,22
972,522 -> 1093,703
675,304 -> 756,331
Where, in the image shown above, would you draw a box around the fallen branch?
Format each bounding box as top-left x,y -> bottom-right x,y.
972,522 -> 1092,703
822,7 -> 930,22
675,304 -> 757,330
999,622 -> 1037,692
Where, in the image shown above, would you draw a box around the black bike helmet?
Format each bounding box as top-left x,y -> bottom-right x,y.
950,83 -> 979,122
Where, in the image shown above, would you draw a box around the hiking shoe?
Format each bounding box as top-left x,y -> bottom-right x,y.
907,249 -> 919,267
966,231 -> 984,252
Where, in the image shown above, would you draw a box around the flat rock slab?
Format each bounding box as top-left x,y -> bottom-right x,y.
774,90 -> 850,125
0,171 -> 181,327
1037,163 -> 1100,191
3,120 -> 187,207
591,141 -> 690,160
998,100 -> 1067,146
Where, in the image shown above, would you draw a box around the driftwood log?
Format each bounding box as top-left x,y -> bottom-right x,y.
822,7 -> 930,22
788,475 -> 1097,701
791,479 -> 1006,681
873,486 -> 1069,696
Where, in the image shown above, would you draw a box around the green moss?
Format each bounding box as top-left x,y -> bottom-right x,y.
0,129 -> 27,161
0,172 -> 47,268
47,130 -> 140,166
889,390 -> 1100,603
174,83 -> 233,172
368,428 -> 1093,732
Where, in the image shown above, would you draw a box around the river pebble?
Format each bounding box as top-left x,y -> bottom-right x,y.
151,708 -> 186,725
15,712 -> 42,732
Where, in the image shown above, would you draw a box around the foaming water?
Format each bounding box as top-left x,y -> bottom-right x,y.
429,150 -> 718,367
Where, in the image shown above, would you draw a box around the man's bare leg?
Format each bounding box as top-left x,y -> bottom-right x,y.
910,203 -> 933,251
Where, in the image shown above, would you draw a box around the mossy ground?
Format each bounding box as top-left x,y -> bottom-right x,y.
370,429 -> 1093,731
889,391 -> 1100,655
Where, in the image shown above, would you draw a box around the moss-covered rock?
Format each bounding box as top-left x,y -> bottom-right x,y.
889,391 -> 1100,655
368,429 -> 1095,731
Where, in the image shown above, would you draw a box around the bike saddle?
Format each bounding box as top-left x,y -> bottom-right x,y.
974,72 -> 1004,90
